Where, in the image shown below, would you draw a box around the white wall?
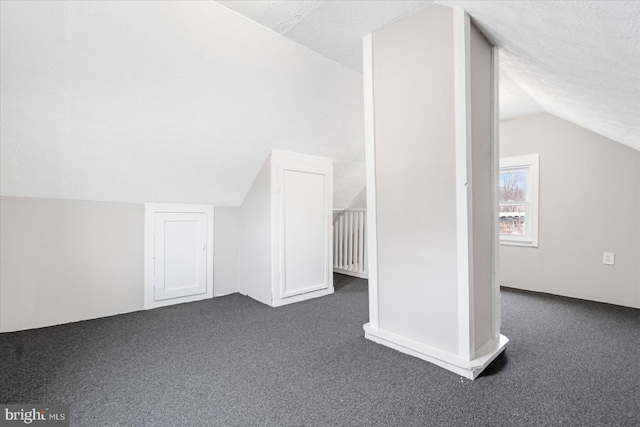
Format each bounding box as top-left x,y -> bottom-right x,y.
0,1 -> 364,208
344,187 -> 367,210
500,113 -> 640,309
0,196 -> 144,332
214,207 -> 240,297
372,5 -> 459,354
0,196 -> 241,332
469,23 -> 495,351
237,158 -> 273,306
0,0 -> 364,331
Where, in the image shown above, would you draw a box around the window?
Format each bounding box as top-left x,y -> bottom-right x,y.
499,154 -> 539,247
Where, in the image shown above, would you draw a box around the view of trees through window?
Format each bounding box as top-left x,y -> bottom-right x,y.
499,171 -> 527,235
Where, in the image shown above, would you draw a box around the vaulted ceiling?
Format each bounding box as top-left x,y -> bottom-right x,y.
221,0 -> 640,151
0,1 -> 365,207
1,1 -> 637,209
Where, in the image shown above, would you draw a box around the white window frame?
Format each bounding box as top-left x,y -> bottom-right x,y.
499,154 -> 539,247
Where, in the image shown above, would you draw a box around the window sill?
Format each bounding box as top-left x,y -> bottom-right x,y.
499,239 -> 538,248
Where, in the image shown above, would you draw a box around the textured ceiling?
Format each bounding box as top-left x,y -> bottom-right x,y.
220,0 -> 640,151
2,1 -> 638,209
499,68 -> 544,121
219,1 -> 431,70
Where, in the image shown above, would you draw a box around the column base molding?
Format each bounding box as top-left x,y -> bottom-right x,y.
363,323 -> 508,380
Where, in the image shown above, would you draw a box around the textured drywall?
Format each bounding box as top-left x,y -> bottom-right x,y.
499,68 -> 543,120
500,113 -> 640,309
446,1 -> 640,151
3,1 -> 637,207
221,1 -> 639,150
0,1 -> 364,207
219,1 -> 432,71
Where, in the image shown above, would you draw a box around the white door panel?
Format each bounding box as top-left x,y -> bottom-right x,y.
282,170 -> 327,297
154,212 -> 207,301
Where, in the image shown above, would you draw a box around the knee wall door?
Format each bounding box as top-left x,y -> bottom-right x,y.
154,212 -> 207,301
144,203 -> 214,309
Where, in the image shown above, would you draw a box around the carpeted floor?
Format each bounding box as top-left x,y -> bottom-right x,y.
1,274 -> 639,426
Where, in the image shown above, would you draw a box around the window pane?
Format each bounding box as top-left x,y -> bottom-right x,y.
499,204 -> 526,235
499,171 -> 527,203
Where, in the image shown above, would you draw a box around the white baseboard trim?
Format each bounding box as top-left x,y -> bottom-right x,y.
271,287 -> 334,307
333,268 -> 368,279
363,323 -> 508,380
145,292 -> 213,310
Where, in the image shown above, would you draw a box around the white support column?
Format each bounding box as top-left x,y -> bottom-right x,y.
362,5 -> 507,380
363,33 -> 379,330
491,46 -> 501,341
453,7 -> 474,361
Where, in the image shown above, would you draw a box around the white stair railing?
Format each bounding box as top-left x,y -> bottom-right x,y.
333,209 -> 367,279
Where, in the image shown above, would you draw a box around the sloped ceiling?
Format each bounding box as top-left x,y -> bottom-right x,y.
220,0 -> 640,151
2,1 -> 637,211
0,1 -> 365,207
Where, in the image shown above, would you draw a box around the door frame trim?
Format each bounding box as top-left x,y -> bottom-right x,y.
144,203 -> 214,310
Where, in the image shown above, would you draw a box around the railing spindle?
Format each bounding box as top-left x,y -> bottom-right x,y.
351,212 -> 356,271
338,215 -> 343,268
332,209 -> 368,279
358,211 -> 364,272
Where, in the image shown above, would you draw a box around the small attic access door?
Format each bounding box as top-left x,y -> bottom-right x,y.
153,212 -> 207,301
144,203 -> 214,309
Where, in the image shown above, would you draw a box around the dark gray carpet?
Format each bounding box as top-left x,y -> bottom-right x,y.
1,274 -> 639,426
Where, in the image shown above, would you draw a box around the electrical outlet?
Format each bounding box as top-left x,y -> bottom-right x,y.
603,252 -> 615,266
